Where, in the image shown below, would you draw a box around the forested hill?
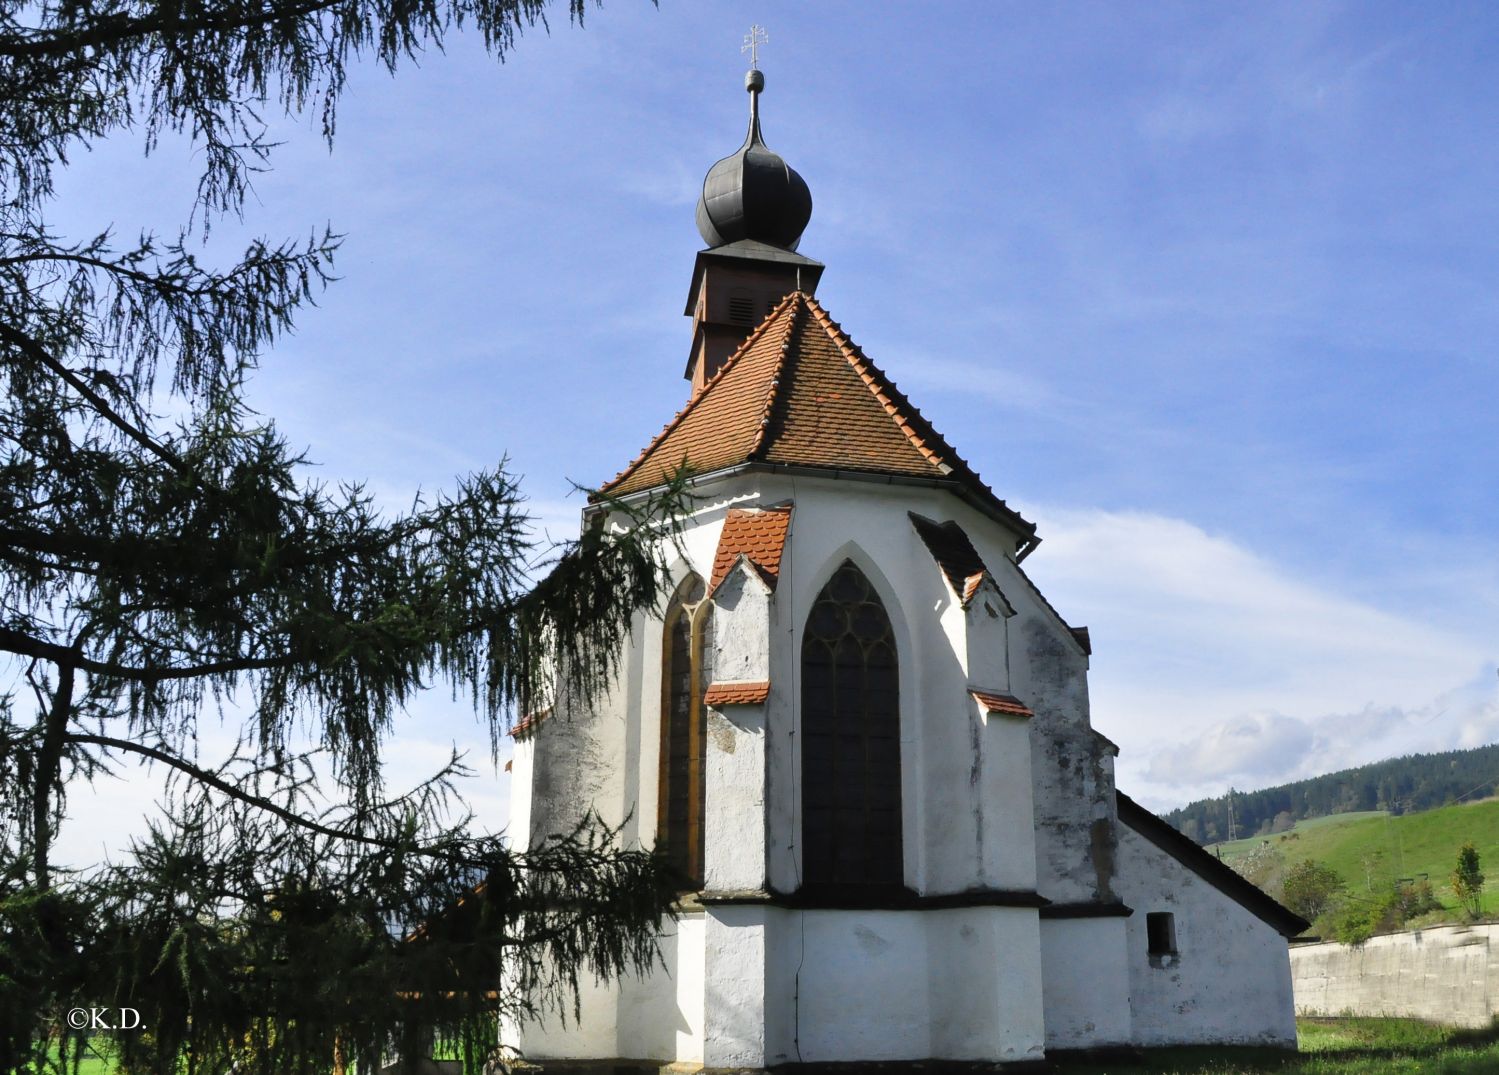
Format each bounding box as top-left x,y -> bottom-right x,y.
1162,742 -> 1499,845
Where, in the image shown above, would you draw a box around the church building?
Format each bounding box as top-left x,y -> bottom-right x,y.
506,62 -> 1306,1071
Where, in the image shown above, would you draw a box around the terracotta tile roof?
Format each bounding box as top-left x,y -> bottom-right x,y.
704,681 -> 770,706
969,689 -> 1034,718
709,505 -> 792,594
597,293 -> 1036,546
600,292 -> 800,497
507,706 -> 552,741
909,513 -> 1013,611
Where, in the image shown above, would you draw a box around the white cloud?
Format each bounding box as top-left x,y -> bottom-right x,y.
1142,667 -> 1499,804
1146,711 -> 1316,785
1015,505 -> 1497,808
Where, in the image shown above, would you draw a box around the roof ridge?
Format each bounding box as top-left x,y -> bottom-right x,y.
802,294 -> 1034,539
746,293 -> 804,461
1116,790 -> 1310,938
599,292 -> 802,494
802,296 -> 952,473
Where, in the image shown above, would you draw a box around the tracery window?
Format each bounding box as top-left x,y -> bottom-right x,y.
801,560 -> 903,888
659,574 -> 713,888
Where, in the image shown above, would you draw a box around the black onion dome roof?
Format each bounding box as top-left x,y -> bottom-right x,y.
696,70 -> 812,252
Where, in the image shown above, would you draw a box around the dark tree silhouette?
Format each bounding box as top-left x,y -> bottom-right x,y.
0,1 -> 683,1072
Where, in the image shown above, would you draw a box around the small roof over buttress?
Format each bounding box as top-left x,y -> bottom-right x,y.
710,505 -> 792,594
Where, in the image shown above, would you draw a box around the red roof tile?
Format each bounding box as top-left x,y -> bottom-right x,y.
710,505 -> 792,594
597,293 -> 1036,546
507,706 -> 552,740
704,681 -> 770,706
969,690 -> 1034,718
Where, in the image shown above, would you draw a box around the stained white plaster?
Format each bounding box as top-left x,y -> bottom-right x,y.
511,911 -> 704,1063
616,911 -> 705,1063
926,908 -> 1047,1063
711,561 -> 772,683
963,582 -> 1014,693
975,709 -> 1038,891
703,703 -> 766,893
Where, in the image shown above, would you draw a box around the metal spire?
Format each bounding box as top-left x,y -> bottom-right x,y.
741,25 -> 767,134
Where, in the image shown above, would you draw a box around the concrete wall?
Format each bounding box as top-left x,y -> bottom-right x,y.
1114,821 -> 1297,1047
1291,925 -> 1499,1028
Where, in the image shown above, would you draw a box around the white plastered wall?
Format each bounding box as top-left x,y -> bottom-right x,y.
509,469 -> 1121,1066
759,907 -> 1045,1064
506,493 -> 736,1064
761,474 -> 1048,900
1039,916 -> 1133,1048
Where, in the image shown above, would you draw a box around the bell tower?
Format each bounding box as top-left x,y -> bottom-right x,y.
685,55 -> 823,389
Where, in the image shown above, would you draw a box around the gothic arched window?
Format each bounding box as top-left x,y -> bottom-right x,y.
659,574 -> 712,889
801,560 -> 902,888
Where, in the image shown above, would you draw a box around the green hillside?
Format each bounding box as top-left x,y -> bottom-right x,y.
1209,797 -> 1499,920
1165,742 -> 1499,844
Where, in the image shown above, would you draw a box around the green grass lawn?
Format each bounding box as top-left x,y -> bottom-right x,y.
37,1019 -> 1499,1073
1052,1017 -> 1499,1074
1205,799 -> 1499,919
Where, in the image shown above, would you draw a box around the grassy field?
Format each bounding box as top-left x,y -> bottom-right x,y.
1053,1017 -> 1499,1074
1205,798 -> 1499,918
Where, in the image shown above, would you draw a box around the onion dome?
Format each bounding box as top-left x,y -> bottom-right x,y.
696,69 -> 813,251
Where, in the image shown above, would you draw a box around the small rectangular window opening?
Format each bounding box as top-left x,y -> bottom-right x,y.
1146,912 -> 1177,958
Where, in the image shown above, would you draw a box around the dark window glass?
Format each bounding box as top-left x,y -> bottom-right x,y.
801,560 -> 902,887
1147,912 -> 1177,957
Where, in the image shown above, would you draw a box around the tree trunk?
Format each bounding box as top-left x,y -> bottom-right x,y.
32,660 -> 75,891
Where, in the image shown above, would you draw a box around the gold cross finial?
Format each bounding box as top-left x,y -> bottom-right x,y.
742,24 -> 767,70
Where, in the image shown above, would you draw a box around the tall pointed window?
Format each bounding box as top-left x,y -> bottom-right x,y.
801,560 -> 903,888
659,575 -> 712,889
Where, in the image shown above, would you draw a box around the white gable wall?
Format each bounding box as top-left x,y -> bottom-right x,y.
1115,820 -> 1297,1047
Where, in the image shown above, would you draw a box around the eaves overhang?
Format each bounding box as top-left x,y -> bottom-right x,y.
588,460 -> 1038,559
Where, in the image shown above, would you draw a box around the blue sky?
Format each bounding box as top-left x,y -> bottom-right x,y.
39,1 -> 1499,857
